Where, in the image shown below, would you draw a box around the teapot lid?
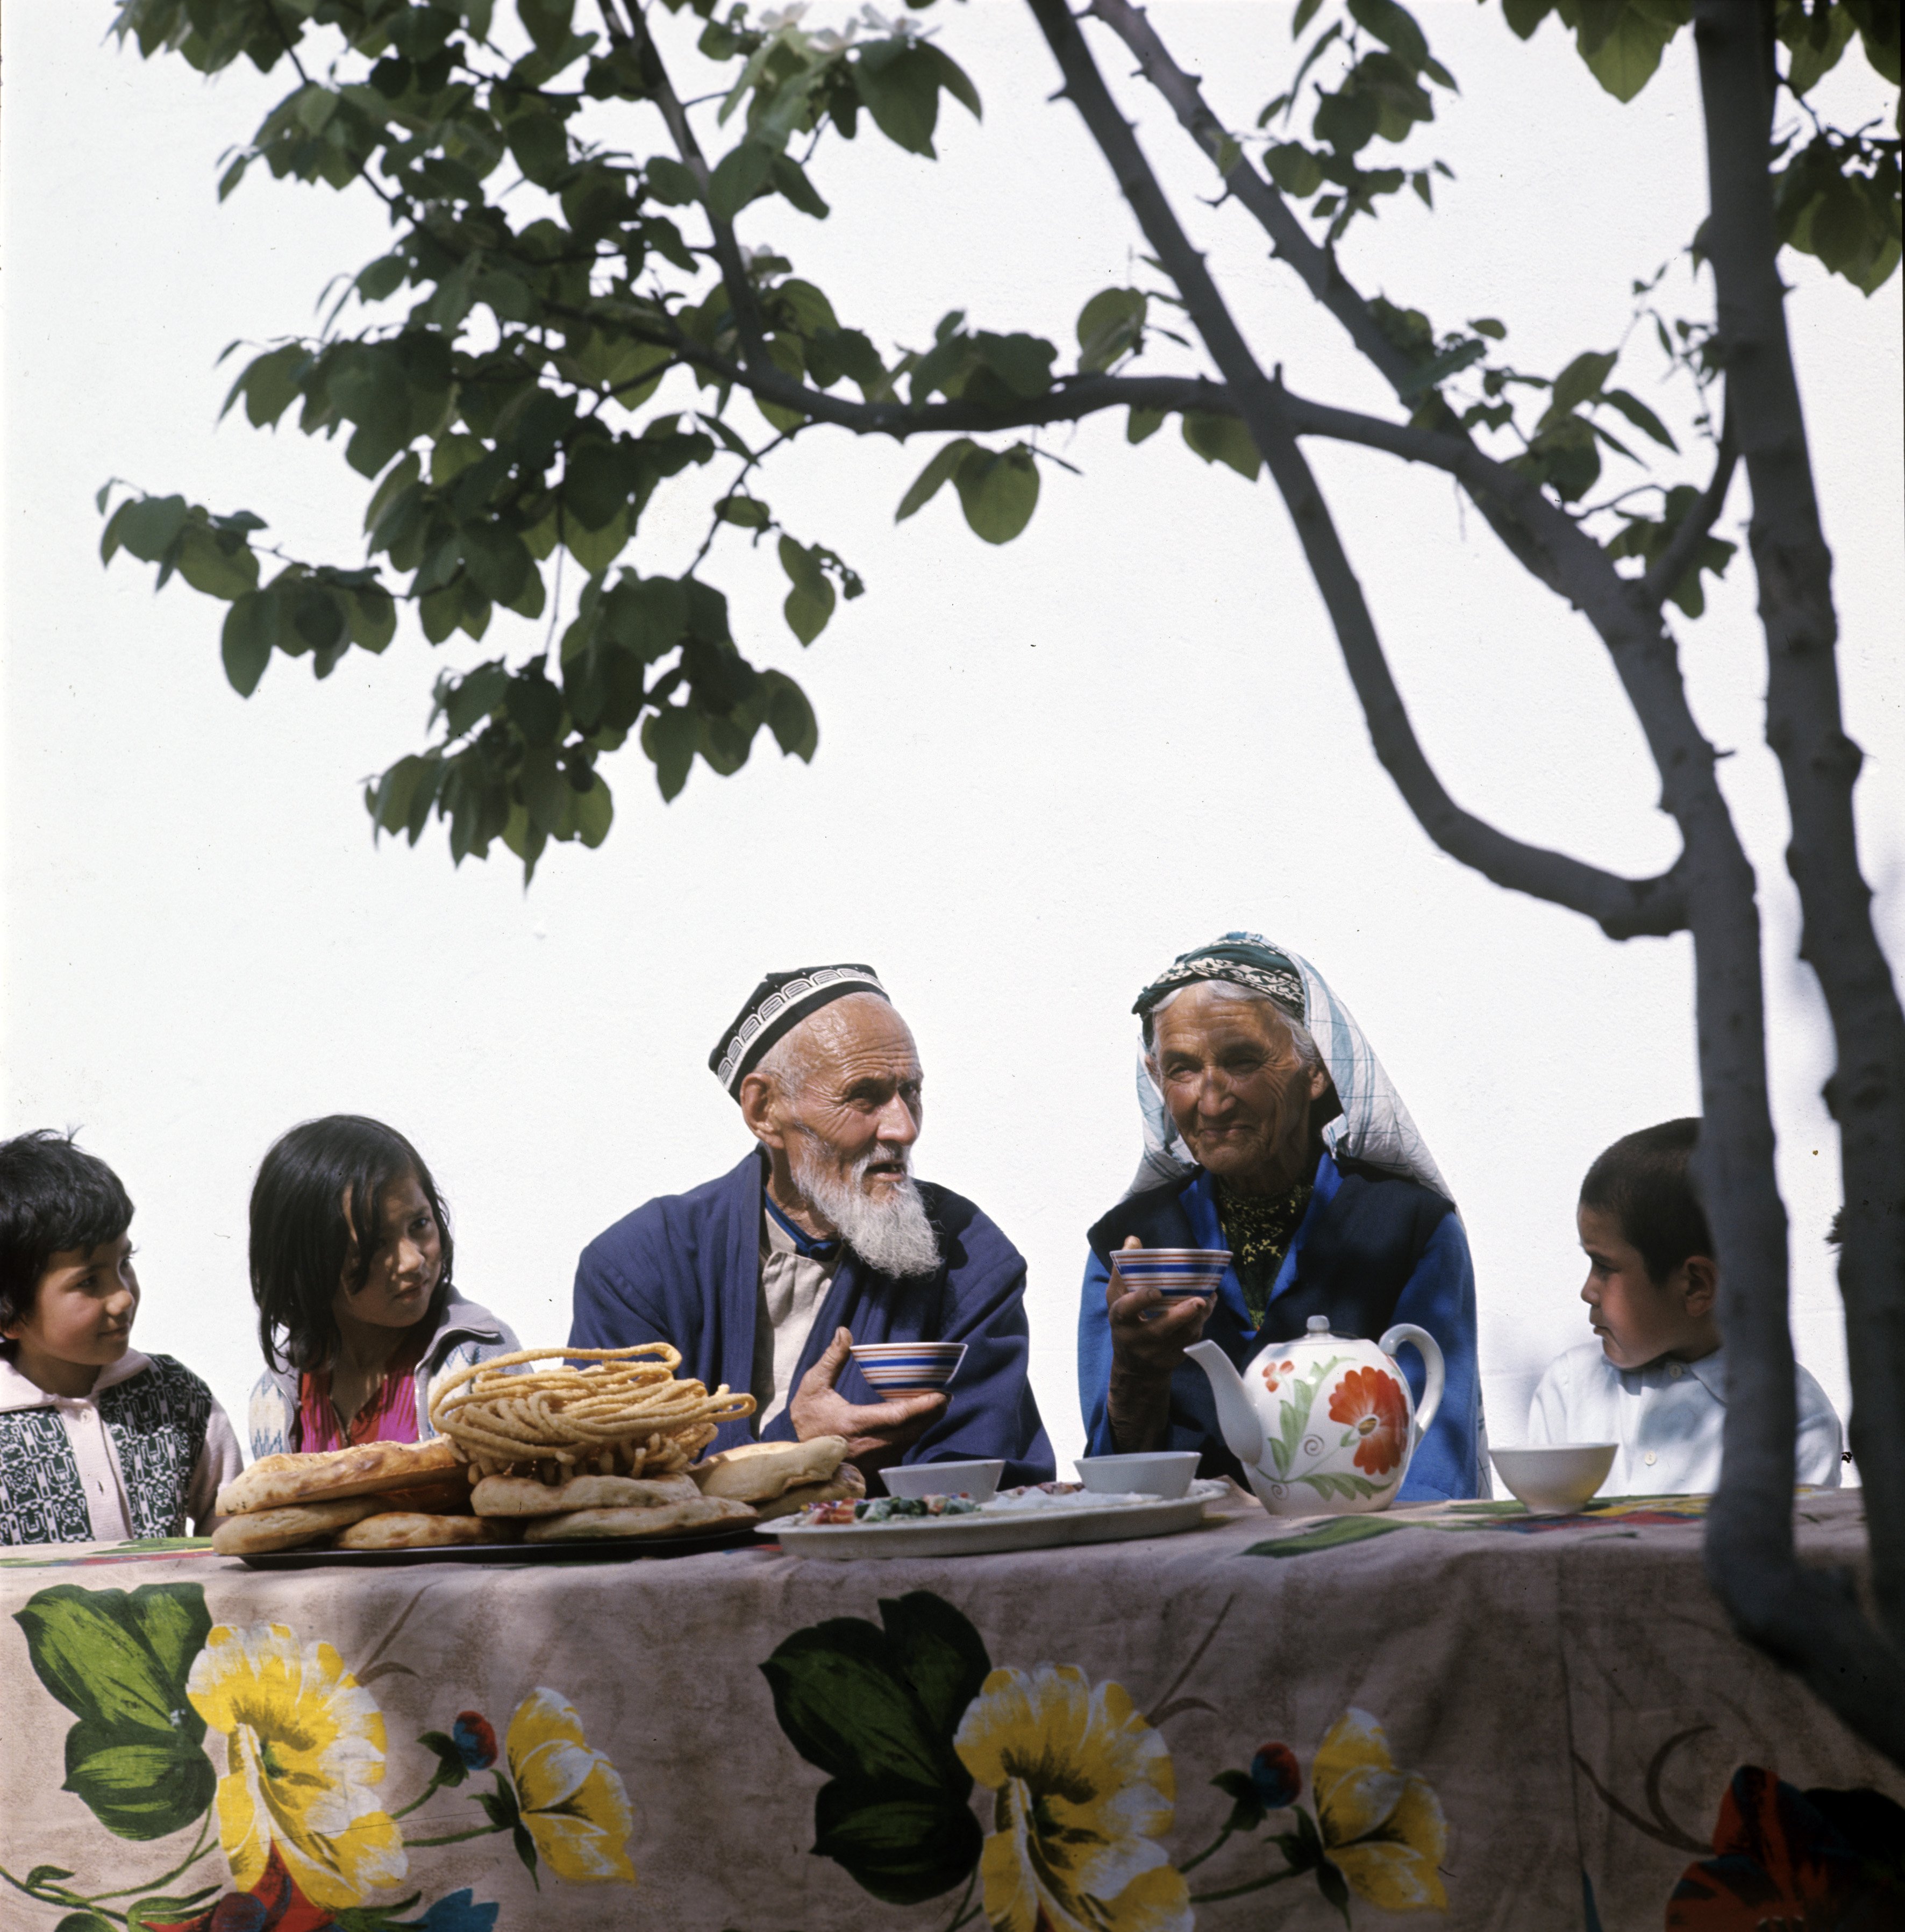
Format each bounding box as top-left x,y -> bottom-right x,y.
1305,1316 -> 1335,1337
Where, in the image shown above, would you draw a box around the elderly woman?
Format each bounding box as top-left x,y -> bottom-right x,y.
1078,933 -> 1483,1501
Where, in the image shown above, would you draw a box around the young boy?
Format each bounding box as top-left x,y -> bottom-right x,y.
1,1130 -> 241,1544
1528,1118 -> 1844,1495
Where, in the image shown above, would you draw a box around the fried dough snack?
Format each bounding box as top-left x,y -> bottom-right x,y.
429,1344 -> 757,1482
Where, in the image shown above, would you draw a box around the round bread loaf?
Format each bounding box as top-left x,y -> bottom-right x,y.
211,1498 -> 381,1555
752,1464 -> 867,1522
522,1495 -> 757,1544
334,1512 -> 513,1550
472,1472 -> 700,1517
689,1436 -> 847,1502
217,1437 -> 461,1515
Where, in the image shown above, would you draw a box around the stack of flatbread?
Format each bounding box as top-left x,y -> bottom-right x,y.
211,1438 -> 508,1555
211,1430 -> 864,1555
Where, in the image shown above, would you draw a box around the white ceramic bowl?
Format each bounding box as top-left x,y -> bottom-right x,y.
883,1459 -> 1005,1502
1490,1443 -> 1617,1515
1074,1451 -> 1203,1500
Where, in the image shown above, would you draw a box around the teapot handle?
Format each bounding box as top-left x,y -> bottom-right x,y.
1378,1323 -> 1445,1439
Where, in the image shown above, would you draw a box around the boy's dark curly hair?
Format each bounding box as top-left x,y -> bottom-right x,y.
0,1131 -> 135,1334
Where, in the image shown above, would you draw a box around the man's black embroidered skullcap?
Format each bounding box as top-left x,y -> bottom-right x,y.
709,965 -> 889,1098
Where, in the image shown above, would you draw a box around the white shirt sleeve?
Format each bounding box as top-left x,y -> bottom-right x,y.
1793,1366 -> 1845,1488
190,1400 -> 247,1534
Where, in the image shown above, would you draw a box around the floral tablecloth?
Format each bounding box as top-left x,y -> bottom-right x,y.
1,1487 -> 1897,1932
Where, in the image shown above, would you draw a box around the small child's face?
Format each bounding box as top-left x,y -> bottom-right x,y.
6,1235 -> 140,1369
1576,1204 -> 1715,1370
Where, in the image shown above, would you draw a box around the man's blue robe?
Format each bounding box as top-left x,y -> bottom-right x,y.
1077,1150 -> 1483,1501
571,1151 -> 1054,1486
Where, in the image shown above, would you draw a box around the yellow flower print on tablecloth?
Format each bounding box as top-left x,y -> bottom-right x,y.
504,1688 -> 636,1884
184,1620 -> 408,1912
953,1663 -> 1191,1932
1313,1708 -> 1449,1910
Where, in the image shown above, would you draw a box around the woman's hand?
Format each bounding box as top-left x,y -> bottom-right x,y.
1104,1236 -> 1211,1452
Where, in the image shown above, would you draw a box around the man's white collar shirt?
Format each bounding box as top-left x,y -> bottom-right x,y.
1526,1342 -> 1844,1496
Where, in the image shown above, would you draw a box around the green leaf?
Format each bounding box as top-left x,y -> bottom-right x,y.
1076,287 -> 1146,373
645,155 -> 699,205
175,524 -> 260,601
1600,387 -> 1678,450
877,1593 -> 990,1742
761,670 -> 818,761
641,703 -> 698,801
222,591 -> 278,696
1127,407 -> 1166,444
55,1917 -> 117,1932
1182,411 -> 1262,480
1294,0 -> 1325,33
779,536 -> 835,644
811,1781 -> 982,1906
708,140 -> 774,222
1212,1766 -> 1268,1833
565,504 -> 630,575
1572,0 -> 1690,103
566,771 -> 613,847
952,443 -> 1040,544
1543,348 -> 1619,423
127,1893 -> 222,1931
896,439 -> 975,522
1243,1516 -> 1405,1558
760,1621 -> 960,1791
715,495 -> 772,530
28,1867 -> 76,1888
13,1579 -> 217,1842
1468,316 -> 1507,339
1347,0 -> 1431,70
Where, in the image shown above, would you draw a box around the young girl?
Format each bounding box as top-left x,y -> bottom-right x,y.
246,1115 -> 520,1458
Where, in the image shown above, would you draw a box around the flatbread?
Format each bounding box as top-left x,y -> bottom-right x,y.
472,1473 -> 700,1517
689,1436 -> 847,1502
368,1472 -> 477,1516
212,1498 -> 381,1555
334,1512 -> 516,1551
217,1437 -> 461,1515
523,1495 -> 758,1544
752,1466 -> 866,1522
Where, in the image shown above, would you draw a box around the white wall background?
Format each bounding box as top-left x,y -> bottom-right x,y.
3,2 -> 1899,1475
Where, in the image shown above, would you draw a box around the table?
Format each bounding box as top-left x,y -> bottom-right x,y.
2,1488 -> 1899,1931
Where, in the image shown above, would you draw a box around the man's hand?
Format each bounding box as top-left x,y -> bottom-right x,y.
790,1326 -> 947,1470
1105,1236 -> 1211,1452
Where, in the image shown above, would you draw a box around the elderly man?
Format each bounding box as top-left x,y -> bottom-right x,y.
572,964 -> 1053,1485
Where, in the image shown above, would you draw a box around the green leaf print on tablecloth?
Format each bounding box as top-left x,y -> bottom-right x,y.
13,1581 -> 216,1841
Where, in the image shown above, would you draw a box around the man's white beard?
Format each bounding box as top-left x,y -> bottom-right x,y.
790,1137 -> 941,1279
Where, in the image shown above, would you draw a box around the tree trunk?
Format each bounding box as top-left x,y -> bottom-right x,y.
1692,0 -> 1905,1662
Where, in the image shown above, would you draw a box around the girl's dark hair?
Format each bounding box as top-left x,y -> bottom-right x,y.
0,1131 -> 135,1333
1579,1117 -> 1712,1286
249,1115 -> 454,1372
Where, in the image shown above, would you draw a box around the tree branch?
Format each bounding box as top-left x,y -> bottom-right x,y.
1693,0 -> 1905,1708
597,0 -> 768,363
1640,405 -> 1739,606
1023,0 -> 1687,940
1085,0 -> 1423,398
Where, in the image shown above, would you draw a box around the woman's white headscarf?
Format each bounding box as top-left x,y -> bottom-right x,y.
1129,931 -> 1453,1203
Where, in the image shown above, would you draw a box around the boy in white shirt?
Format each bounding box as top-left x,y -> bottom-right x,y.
1,1130 -> 242,1543
1528,1118 -> 1843,1495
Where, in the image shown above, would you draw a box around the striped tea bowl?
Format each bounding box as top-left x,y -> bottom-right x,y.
1111,1247 -> 1232,1301
850,1341 -> 967,1394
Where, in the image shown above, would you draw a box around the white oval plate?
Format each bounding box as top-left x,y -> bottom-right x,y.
766,1480 -> 1230,1560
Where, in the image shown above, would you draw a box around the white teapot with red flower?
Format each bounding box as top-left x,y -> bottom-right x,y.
1186,1317 -> 1445,1516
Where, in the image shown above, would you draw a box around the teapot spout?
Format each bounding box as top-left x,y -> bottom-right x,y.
1185,1341 -> 1265,1469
